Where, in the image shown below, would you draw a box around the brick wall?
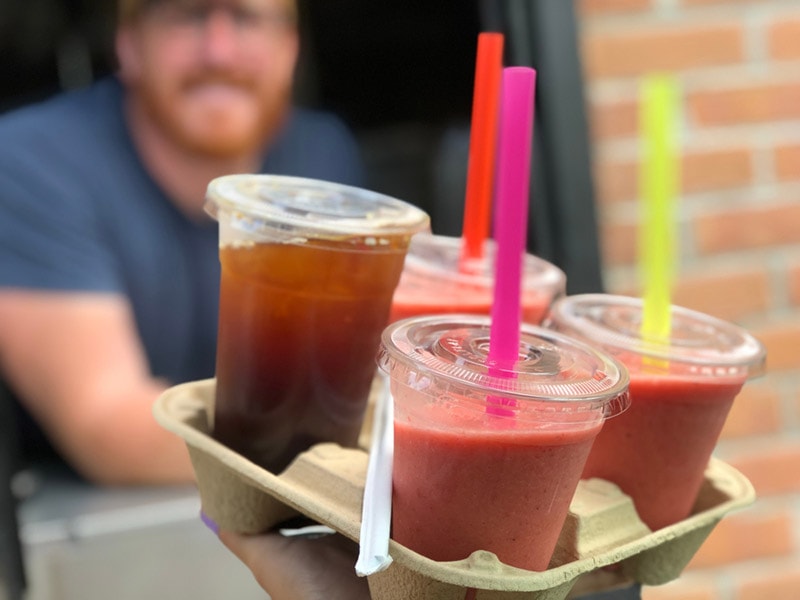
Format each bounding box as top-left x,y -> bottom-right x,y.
575,0 -> 800,598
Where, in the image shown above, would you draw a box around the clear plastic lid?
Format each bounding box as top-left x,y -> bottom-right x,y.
546,294 -> 767,379
205,174 -> 430,239
377,314 -> 630,420
403,233 -> 566,292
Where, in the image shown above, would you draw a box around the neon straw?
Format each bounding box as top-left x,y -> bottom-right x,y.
460,32 -> 504,267
639,73 -> 680,343
488,67 -> 537,375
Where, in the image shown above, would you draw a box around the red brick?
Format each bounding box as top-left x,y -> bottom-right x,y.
726,442 -> 800,496
672,268 -> 769,322
681,0 -> 760,5
579,0 -> 651,15
641,579 -> 716,600
682,149 -> 754,195
595,161 -> 638,205
736,563 -> 800,600
768,18 -> 800,61
600,220 -> 638,266
751,322 -> 800,372
790,262 -> 800,306
582,23 -> 744,78
720,383 -> 782,439
595,149 -> 754,205
694,202 -> 800,254
795,387 -> 800,425
775,144 -> 800,182
687,508 -> 794,568
689,82 -> 800,126
589,100 -> 640,140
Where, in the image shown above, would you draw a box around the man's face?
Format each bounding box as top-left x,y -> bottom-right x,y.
117,0 -> 299,158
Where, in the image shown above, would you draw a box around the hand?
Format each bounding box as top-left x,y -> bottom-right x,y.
219,529 -> 372,600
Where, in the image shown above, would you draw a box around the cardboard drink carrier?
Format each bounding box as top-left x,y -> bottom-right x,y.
154,378 -> 755,600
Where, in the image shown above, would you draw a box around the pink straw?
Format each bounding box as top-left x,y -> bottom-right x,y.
488,67 -> 537,373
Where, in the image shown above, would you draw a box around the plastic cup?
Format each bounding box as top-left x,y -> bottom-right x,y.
377,315 -> 630,571
206,175 -> 430,473
388,233 -> 566,324
544,294 -> 766,530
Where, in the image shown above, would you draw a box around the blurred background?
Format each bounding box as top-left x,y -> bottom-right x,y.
579,2 -> 800,600
1,0 -> 798,599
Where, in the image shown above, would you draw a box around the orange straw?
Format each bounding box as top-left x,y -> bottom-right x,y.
460,32 -> 504,267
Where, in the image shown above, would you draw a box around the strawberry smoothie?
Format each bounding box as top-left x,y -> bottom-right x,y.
392,403 -> 601,571
583,370 -> 745,530
389,234 -> 565,324
378,315 -> 630,571
545,294 -> 766,531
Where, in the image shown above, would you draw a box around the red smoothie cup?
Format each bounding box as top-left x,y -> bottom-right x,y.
544,294 -> 766,530
377,315 -> 630,571
389,233 -> 566,324
206,175 -> 429,473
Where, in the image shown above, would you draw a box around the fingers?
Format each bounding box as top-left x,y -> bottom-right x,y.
218,529 -> 371,600
219,530 -> 296,597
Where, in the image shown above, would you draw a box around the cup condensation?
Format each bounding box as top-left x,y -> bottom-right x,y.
544,294 -> 766,530
377,314 -> 630,571
206,175 -> 430,473
389,233 -> 566,324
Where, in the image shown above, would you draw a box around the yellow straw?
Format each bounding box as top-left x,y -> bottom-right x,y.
639,73 -> 680,342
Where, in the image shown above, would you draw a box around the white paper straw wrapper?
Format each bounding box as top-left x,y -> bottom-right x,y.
355,374 -> 394,576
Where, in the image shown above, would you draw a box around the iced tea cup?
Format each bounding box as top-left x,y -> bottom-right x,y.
389,233 -> 566,324
544,294 -> 766,530
206,175 -> 429,473
377,315 -> 630,571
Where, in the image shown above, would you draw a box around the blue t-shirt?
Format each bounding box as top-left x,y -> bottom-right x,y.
0,77 -> 366,466
0,76 -> 365,386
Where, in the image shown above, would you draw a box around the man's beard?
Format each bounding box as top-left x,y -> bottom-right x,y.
138,73 -> 290,159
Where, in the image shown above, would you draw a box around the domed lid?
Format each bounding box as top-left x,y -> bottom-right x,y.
206,174 -> 430,239
378,314 -> 630,420
546,294 -> 766,379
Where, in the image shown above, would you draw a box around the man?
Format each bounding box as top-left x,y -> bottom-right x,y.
0,0 -> 365,485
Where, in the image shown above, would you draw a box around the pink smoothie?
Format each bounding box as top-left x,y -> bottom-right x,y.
389,269 -> 552,324
582,372 -> 745,531
392,401 -> 602,571
389,234 -> 564,324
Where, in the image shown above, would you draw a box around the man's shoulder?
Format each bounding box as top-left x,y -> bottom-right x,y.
0,77 -> 131,193
0,78 -> 123,145
268,107 -> 364,185
0,77 -> 136,216
286,106 -> 355,138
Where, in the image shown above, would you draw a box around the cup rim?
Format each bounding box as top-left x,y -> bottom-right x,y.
205,174 -> 430,238
401,233 -> 567,291
378,314 -> 631,420
545,294 -> 767,379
